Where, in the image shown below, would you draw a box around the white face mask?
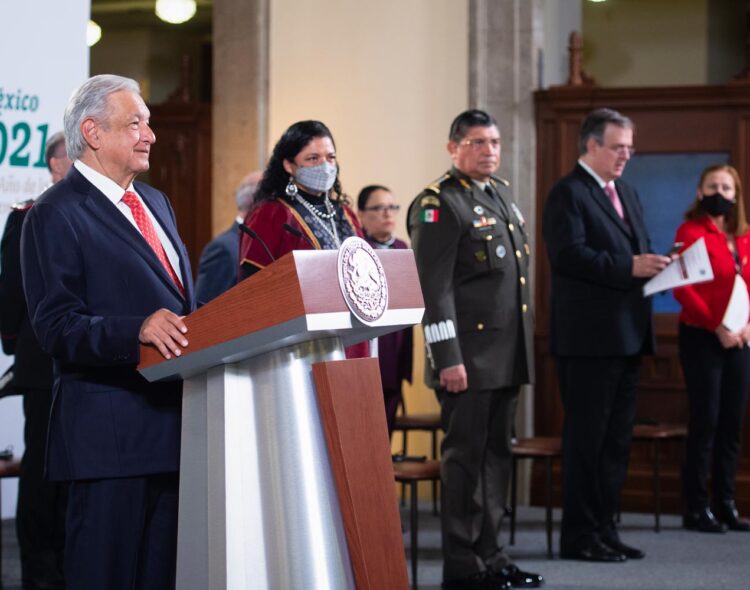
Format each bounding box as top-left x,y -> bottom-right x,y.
294,161 -> 337,193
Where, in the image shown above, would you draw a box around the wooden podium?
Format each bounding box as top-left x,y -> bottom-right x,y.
138,247 -> 424,590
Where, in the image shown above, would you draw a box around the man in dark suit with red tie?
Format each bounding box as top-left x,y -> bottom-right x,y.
542,108 -> 670,563
21,74 -> 195,590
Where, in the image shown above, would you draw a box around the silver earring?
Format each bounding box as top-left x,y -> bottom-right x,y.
285,176 -> 298,198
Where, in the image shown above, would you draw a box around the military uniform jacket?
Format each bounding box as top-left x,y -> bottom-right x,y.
407,167 -> 534,391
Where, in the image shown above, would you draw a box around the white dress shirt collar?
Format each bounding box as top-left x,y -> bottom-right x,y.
74,160 -> 136,204
577,159 -> 610,189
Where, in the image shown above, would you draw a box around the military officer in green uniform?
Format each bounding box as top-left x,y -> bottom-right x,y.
407,110 -> 542,590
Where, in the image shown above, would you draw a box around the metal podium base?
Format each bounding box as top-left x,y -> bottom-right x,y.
176,337 -> 355,590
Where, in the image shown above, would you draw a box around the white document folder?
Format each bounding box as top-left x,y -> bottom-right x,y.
721,274 -> 750,332
643,237 -> 714,297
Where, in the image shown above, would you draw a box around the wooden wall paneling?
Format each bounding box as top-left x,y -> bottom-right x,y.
148,102 -> 212,274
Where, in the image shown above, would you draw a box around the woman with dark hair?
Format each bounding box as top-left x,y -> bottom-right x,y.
240,120 -> 362,274
239,120 -> 367,357
357,185 -> 413,436
675,163 -> 750,533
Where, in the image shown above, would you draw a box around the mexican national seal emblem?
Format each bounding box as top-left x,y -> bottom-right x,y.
337,236 -> 389,325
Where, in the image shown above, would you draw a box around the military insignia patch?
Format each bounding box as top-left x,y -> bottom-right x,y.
422,209 -> 439,223
472,217 -> 497,229
473,205 -> 484,215
421,195 -> 441,208
511,202 -> 526,225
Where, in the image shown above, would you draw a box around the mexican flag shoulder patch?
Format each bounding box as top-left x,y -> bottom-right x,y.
422,208 -> 439,223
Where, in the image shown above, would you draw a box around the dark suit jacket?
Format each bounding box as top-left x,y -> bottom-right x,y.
194,222 -> 240,306
542,164 -> 654,357
408,167 -> 534,390
20,167 -> 195,481
0,204 -> 53,389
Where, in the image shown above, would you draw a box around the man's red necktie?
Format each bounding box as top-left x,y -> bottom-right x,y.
121,191 -> 185,297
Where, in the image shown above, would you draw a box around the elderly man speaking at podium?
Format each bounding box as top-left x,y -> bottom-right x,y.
21,74 -> 195,590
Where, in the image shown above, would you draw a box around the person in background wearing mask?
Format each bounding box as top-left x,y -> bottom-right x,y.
0,131 -> 71,590
357,184 -> 413,436
238,120 -> 367,358
674,164 -> 750,534
195,171 -> 261,305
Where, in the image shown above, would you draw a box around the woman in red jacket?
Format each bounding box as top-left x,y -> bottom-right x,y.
675,164 -> 750,533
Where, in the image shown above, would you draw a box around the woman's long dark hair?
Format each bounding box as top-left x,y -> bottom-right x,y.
254,120 -> 346,205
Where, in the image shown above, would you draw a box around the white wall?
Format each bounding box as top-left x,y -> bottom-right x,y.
541,0 -> 582,88
583,0 -> 709,86
0,0 -> 89,519
269,0 -> 469,231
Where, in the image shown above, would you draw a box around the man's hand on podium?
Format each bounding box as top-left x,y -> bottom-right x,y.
140,309 -> 189,360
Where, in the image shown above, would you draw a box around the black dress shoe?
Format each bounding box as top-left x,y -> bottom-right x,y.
560,540 -> 627,562
683,507 -> 727,533
713,500 -> 750,532
490,564 -> 544,588
601,538 -> 645,559
442,571 -> 511,590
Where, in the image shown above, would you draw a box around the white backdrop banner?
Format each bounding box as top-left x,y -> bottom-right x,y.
0,0 -> 90,518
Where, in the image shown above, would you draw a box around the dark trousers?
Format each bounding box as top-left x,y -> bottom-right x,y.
383,386 -> 402,437
679,323 -> 750,511
16,387 -> 67,590
437,386 -> 519,581
65,473 -> 179,590
556,356 -> 640,551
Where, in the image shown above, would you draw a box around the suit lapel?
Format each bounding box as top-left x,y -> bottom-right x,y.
138,186 -> 194,305
72,171 -> 187,303
449,168 -> 502,217
616,181 -> 649,253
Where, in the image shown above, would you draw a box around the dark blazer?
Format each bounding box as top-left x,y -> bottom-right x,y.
0,204 -> 53,389
20,167 -> 195,481
542,164 -> 654,357
195,222 -> 240,306
408,167 -> 534,390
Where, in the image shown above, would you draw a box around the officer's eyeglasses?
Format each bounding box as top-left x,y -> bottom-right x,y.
459,138 -> 501,150
364,204 -> 400,214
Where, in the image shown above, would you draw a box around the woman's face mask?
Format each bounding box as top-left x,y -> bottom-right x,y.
294,161 -> 337,193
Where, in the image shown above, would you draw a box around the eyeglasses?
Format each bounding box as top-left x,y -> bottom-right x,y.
363,204 -> 400,214
604,144 -> 636,156
459,138 -> 501,150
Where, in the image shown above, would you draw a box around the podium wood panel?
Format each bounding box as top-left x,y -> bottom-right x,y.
139,249 -> 424,380
312,359 -> 408,590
